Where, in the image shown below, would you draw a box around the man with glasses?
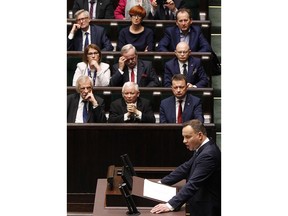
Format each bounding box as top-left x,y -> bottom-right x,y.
67,9 -> 114,51
151,119 -> 221,216
109,44 -> 160,87
67,75 -> 107,123
163,42 -> 209,87
159,74 -> 204,123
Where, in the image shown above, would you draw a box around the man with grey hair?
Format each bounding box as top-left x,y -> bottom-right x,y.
67,9 -> 114,51
67,75 -> 107,123
109,44 -> 160,87
108,82 -> 156,123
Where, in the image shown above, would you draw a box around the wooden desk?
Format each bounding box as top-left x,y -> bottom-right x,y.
93,179 -> 185,216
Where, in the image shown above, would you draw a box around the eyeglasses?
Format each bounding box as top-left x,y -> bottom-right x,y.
176,50 -> 189,54
76,17 -> 89,22
87,52 -> 99,56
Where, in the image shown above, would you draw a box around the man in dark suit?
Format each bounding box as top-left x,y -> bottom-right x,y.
108,82 -> 156,123
67,75 -> 107,123
160,74 -> 204,123
72,0 -> 114,19
151,119 -> 221,216
67,9 -> 114,51
163,41 -> 209,87
156,8 -> 211,52
109,44 -> 160,87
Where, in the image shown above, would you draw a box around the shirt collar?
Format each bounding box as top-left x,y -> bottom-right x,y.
196,137 -> 209,152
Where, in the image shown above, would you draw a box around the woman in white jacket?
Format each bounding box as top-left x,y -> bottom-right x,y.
72,44 -> 111,86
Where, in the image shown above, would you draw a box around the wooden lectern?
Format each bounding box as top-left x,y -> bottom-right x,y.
93,178 -> 186,216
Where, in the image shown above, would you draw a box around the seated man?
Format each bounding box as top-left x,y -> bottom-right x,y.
163,41 -> 209,87
67,9 -> 114,51
108,82 -> 156,123
160,74 -> 204,123
156,8 -> 211,52
67,75 -> 107,123
109,44 -> 161,87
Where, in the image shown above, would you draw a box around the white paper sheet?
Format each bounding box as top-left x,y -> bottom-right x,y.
143,179 -> 177,202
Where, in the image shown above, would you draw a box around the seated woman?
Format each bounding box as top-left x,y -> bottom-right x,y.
116,5 -> 154,51
114,0 -> 152,20
72,44 -> 111,86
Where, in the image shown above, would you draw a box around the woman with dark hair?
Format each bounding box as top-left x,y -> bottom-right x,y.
72,44 -> 111,86
116,5 -> 154,51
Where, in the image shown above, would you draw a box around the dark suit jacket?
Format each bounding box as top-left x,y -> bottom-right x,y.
148,0 -> 184,20
163,56 -> 209,87
160,94 -> 204,123
109,60 -> 161,87
180,0 -> 200,20
157,25 -> 212,52
108,97 -> 156,123
67,93 -> 107,123
72,0 -> 114,19
67,24 -> 114,51
161,140 -> 221,216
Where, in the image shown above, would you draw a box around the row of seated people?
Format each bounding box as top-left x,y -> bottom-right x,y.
67,74 -> 214,124
68,0 -> 208,21
67,7 -> 213,52
67,43 -> 213,88
67,7 -> 220,75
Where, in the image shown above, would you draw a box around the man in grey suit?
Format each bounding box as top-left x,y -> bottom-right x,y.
160,74 -> 204,123
109,44 -> 161,87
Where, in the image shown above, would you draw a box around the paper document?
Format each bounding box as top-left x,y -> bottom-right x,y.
143,179 -> 177,202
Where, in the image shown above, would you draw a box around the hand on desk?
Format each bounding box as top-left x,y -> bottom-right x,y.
150,203 -> 171,214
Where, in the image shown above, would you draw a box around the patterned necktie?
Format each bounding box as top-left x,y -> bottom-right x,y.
82,101 -> 88,123
177,100 -> 183,123
89,1 -> 95,19
84,32 -> 89,50
183,63 -> 188,76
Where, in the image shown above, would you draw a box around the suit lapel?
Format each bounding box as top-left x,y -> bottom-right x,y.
71,94 -> 81,122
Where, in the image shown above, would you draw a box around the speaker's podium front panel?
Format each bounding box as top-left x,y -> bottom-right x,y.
93,178 -> 185,215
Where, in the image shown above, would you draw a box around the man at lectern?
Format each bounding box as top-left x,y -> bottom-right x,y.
151,119 -> 221,216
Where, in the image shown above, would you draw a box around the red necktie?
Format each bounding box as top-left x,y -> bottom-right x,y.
177,100 -> 183,123
131,68 -> 135,82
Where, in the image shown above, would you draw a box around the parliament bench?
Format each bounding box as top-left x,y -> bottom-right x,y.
67,86 -> 214,123
67,51 -> 213,87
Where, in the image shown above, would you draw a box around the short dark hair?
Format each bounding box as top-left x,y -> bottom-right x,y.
183,119 -> 207,136
83,44 -> 102,64
172,74 -> 187,84
176,8 -> 192,20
